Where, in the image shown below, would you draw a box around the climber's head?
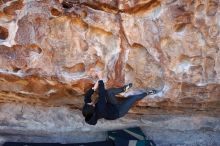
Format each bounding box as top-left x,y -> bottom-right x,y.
82,103 -> 95,121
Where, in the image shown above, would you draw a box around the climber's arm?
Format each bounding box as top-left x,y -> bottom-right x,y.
96,80 -> 107,110
84,88 -> 94,103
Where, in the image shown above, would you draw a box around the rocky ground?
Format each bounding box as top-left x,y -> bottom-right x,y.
0,103 -> 218,146
0,103 -> 217,146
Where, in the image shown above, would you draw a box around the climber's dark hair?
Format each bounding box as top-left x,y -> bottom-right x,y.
82,104 -> 95,121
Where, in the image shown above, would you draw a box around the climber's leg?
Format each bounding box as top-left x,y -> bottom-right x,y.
107,83 -> 133,104
117,92 -> 147,117
107,87 -> 124,104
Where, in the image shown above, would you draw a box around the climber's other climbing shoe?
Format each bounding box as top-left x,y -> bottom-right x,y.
124,83 -> 133,92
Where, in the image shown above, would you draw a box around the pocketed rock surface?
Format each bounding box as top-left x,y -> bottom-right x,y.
0,0 -> 219,145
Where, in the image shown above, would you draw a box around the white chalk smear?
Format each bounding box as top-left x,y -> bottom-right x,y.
0,68 -> 25,77
45,89 -> 57,96
59,71 -> 86,83
172,61 -> 191,74
0,21 -> 18,47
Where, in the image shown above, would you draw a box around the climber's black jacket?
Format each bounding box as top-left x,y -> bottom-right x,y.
83,80 -> 119,125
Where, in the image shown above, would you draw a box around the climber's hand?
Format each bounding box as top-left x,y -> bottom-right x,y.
92,80 -> 99,91
97,71 -> 103,80
87,102 -> 95,107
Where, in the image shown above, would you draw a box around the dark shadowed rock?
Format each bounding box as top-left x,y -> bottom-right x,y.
0,26 -> 8,40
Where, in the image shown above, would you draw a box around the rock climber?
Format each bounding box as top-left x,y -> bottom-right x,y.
82,71 -> 157,125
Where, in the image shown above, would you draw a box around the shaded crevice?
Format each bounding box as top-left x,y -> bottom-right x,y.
50,7 -> 62,16
61,0 -> 161,15
0,26 -> 9,40
80,2 -> 118,14
3,0 -> 23,15
121,0 -> 161,14
62,0 -> 79,9
12,67 -> 21,72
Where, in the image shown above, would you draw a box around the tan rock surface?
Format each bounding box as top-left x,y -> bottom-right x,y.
0,0 -> 219,144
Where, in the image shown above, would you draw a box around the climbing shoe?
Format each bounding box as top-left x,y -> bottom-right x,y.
124,83 -> 133,92
147,89 -> 157,95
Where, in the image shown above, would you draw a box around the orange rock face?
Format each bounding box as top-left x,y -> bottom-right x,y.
0,0 -> 219,145
0,0 -> 219,115
0,26 -> 8,39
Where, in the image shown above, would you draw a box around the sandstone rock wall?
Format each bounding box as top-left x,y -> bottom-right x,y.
0,0 -> 219,113
0,0 -> 220,145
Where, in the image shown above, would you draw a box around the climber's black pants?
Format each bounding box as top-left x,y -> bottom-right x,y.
107,87 -> 147,118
